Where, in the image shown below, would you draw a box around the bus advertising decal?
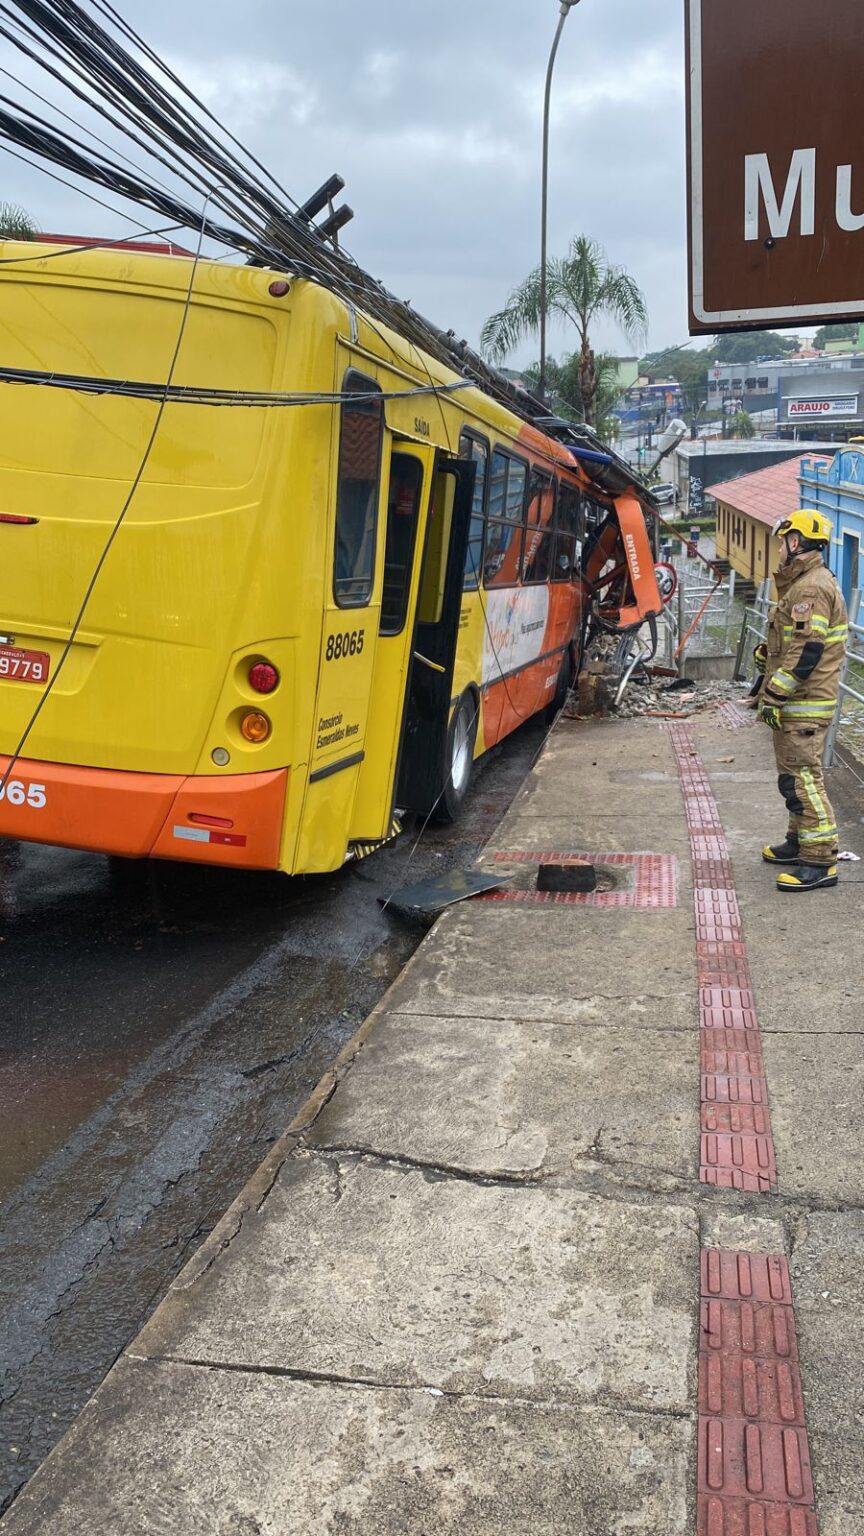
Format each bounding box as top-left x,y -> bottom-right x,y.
481,587 -> 550,686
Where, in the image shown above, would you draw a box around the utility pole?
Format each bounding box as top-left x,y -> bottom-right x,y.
539,0 -> 582,398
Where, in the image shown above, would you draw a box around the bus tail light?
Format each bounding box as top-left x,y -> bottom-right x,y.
240,710 -> 271,743
249,661 -> 279,694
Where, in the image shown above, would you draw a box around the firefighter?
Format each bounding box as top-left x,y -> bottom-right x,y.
757,510 -> 848,892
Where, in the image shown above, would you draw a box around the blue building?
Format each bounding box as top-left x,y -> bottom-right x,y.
800,449 -> 864,605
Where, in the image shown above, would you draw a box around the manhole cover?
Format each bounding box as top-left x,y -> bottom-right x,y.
536,862 -> 598,893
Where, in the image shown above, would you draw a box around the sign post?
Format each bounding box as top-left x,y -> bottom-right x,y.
687,0 -> 864,333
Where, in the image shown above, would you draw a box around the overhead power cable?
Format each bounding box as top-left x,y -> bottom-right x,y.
0,0 -> 650,502
0,364 -> 473,406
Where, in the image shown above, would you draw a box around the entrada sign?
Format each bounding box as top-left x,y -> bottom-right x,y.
686,0 -> 864,332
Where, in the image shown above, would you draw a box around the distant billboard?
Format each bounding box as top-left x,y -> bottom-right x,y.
686,0 -> 864,333
787,397 -> 858,421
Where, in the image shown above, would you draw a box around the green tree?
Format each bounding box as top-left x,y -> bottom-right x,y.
0,202 -> 38,239
730,408 -> 755,439
481,236 -> 648,427
812,322 -> 857,350
524,351 -> 623,440
638,346 -> 711,420
710,331 -> 797,363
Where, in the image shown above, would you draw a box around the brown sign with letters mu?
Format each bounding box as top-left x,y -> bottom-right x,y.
686,0 -> 864,333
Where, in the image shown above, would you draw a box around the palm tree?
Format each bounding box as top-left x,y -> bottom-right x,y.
730,408 -> 755,440
0,203 -> 38,240
481,235 -> 648,427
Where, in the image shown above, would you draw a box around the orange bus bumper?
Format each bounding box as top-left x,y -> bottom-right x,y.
0,756 -> 288,869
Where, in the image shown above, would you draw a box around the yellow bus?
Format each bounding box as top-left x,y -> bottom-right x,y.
0,240 -> 636,874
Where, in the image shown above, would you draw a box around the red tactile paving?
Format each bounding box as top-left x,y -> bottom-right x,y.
698,1251 -> 819,1532
700,1168 -> 776,1194
695,891 -> 744,942
696,940 -> 751,970
701,1027 -> 763,1053
667,724 -> 779,1191
482,851 -> 679,907
702,1074 -> 768,1106
479,888 -> 653,907
701,1299 -> 799,1361
702,1102 -> 773,1136
699,1353 -> 806,1425
700,1133 -> 777,1184
698,1420 -> 814,1504
690,837 -> 735,888
701,988 -> 760,1031
531,735 -> 822,1529
701,1046 -> 765,1077
697,1497 -> 818,1535
699,966 -> 759,990
701,1252 -> 792,1303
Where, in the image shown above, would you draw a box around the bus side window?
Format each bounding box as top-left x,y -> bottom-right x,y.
333,371 -> 384,608
554,482 -> 582,581
522,469 -> 555,583
483,451 -> 526,588
459,432 -> 488,590
418,472 -> 455,625
380,453 -> 423,635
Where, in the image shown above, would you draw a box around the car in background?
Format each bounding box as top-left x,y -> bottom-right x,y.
650,482 -> 679,506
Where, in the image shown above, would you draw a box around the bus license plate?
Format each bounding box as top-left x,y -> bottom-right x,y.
0,646 -> 50,684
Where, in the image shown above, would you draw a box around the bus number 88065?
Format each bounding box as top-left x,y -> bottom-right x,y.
326,629 -> 365,662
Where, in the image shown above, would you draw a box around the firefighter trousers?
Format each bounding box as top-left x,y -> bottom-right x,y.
772,722 -> 838,866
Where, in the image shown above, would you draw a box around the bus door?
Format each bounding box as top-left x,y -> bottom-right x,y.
296,371 -> 384,873
396,454 -> 475,814
348,440 -> 434,843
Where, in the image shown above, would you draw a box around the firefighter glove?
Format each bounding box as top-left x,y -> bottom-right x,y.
753,642 -> 767,675
759,700 -> 783,731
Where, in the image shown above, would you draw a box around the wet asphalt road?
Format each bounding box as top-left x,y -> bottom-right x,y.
0,720 -> 545,1514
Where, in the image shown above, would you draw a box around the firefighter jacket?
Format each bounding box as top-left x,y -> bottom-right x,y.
762,550 -> 848,724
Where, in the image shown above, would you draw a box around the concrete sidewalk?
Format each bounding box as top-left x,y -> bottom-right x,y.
3,709 -> 864,1534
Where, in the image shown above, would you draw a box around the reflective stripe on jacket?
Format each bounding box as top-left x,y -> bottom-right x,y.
762,551 -> 848,721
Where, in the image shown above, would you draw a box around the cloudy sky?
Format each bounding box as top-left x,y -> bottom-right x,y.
0,0 -> 687,364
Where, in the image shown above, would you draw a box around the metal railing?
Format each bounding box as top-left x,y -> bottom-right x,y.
733,580 -> 772,680
655,559 -> 741,670
825,589 -> 864,767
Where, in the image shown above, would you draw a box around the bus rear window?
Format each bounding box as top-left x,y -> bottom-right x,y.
334,371 -> 383,607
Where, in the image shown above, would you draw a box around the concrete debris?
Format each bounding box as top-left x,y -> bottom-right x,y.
566,676 -> 746,723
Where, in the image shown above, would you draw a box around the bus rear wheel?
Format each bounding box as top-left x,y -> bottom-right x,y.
433,692 -> 478,824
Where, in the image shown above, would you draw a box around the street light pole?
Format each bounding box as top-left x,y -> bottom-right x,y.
539,0 -> 581,401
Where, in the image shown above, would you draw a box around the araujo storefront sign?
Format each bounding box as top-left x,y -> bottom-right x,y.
788,397 -> 859,420
686,0 -> 864,332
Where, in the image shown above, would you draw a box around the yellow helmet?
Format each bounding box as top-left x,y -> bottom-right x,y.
774,509 -> 833,545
